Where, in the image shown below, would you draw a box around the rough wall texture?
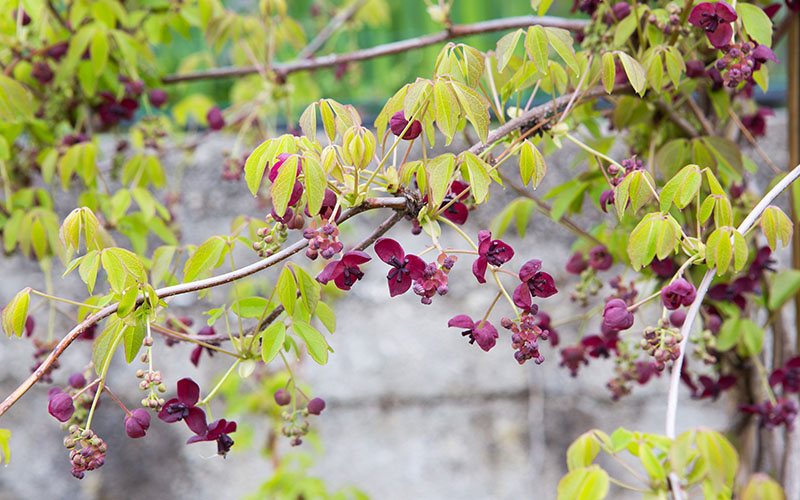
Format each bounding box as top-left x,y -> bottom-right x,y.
0,112 -> 789,499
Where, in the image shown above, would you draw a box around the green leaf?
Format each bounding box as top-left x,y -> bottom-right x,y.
664,48 -> 684,87
92,317 -> 124,376
244,139 -> 274,196
299,102 -> 317,141
617,52 -> 646,96
742,474 -> 786,500
614,13 -> 638,48
610,428 -> 634,453
276,266 -> 297,316
732,231 -> 748,272
601,53 -> 615,94
292,320 -> 329,365
639,443 -> 666,482
645,54 -> 663,91
767,269 -> 800,311
557,466 -> 610,500
0,75 -> 33,122
495,29 -> 523,72
461,152 -> 491,203
761,206 -> 793,251
79,250 -> 100,294
567,432 -> 600,471
433,80 -> 459,144
231,297 -> 271,318
117,284 -> 139,318
183,236 -> 227,282
736,3 -> 773,47
260,322 -> 286,363
545,27 -> 579,76
315,301 -> 336,333
525,26 -> 549,74
427,154 -> 455,210
101,249 -> 127,293
2,288 -> 30,338
90,29 -> 108,75
271,154 -> 299,218
738,318 -> 763,357
0,428 -> 9,465
319,99 -> 336,142
293,265 -> 320,314
304,156 -> 327,216
122,319 -> 146,364
451,81 -> 490,143
716,317 -> 741,352
696,429 -> 738,495
706,227 -> 733,275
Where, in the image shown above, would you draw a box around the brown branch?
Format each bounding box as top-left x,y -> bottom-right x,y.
47,0 -> 71,33
0,196 -> 407,419
162,16 -> 589,84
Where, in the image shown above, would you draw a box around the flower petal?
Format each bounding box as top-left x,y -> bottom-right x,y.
513,283 -> 532,310
374,238 -> 405,264
448,314 -> 475,329
518,259 -> 542,282
472,323 -> 498,352
688,3 -> 715,26
177,378 -> 200,406
404,254 -> 427,280
714,1 -> 737,22
707,23 -> 733,48
472,256 -> 488,284
477,230 -> 492,254
341,250 -> 372,266
185,406 -> 208,435
316,260 -> 341,285
387,272 -> 413,297
442,202 -> 469,225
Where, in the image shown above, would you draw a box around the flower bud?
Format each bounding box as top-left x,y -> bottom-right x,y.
274,389 -> 291,406
48,392 -> 75,422
307,397 -> 326,415
124,409 -> 151,438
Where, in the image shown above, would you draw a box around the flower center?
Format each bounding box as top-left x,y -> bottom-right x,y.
699,12 -> 720,32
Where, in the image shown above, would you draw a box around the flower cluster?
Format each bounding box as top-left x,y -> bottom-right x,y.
640,326 -> 682,370
273,389 -> 326,446
740,398 -> 798,430
158,378 -> 237,456
448,315 -> 499,352
473,230 -> 514,283
412,255 -> 454,305
712,41 -> 779,87
502,311 -> 552,365
303,220 -> 344,260
63,426 -> 107,479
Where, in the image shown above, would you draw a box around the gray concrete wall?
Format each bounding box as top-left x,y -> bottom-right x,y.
0,112 -> 789,499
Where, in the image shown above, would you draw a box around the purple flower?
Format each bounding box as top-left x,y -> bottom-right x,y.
274,389 -> 291,406
207,106 -> 225,131
692,375 -> 737,400
187,418 -> 237,456
708,279 -> 753,310
560,345 -> 588,377
685,60 -> 707,78
158,378 -> 207,435
565,252 -> 588,274
375,238 -> 426,296
307,397 -> 326,415
650,257 -> 676,278
602,298 -> 633,330
48,390 -> 75,422
588,246 -> 612,271
317,251 -> 371,291
513,260 -> 557,311
599,190 -> 614,213
32,61 -> 53,85
68,373 -> 86,389
149,89 -> 168,109
661,278 -> 697,310
389,111 -> 422,140
689,2 -> 738,48
472,230 -> 514,284
603,2 -> 631,24
741,108 -> 774,137
190,326 -> 220,367
440,181 -> 470,225
581,332 -> 619,358
769,356 -> 800,394
740,398 -> 798,430
752,44 -> 780,69
448,315 -> 499,352
748,246 -> 775,281
124,409 -> 151,438
97,91 -> 138,126
669,310 -> 686,327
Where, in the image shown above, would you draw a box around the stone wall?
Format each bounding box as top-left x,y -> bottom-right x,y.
0,112 -> 789,499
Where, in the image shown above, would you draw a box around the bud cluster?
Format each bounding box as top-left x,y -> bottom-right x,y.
135,367 -> 166,410
640,324 -> 682,369
411,254 -> 454,305
64,425 -> 107,479
274,389 -> 326,447
715,41 -> 756,87
606,348 -> 662,400
303,220 -> 343,260
502,312 -> 549,365
253,219 -> 289,258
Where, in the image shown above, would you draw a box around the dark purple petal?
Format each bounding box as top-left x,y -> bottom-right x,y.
513,283 -> 532,310
184,407 -> 208,435
714,1 -> 737,22
389,111 -> 421,140
688,3 -> 715,26
124,409 -> 151,438
753,45 -> 780,64
341,250 -> 372,266
307,397 -> 326,415
207,107 -> 225,131
477,231 -> 492,255
518,259 -> 542,282
472,322 -> 498,352
387,272 -> 413,296
177,378 -> 200,406
448,315 -> 475,329
317,260 -> 343,285
707,23 -> 733,48
530,272 -> 557,298
404,254 -> 427,280
374,238 -> 405,264
157,398 -> 184,423
472,256 -> 488,284
190,345 -> 203,367
565,252 -> 588,274
685,60 -> 707,78
602,298 -> 634,330
442,202 -> 469,225
268,153 -> 292,182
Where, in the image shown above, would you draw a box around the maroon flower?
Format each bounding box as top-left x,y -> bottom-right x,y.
685,60 -> 707,78
661,278 -> 697,310
692,374 -> 737,400
752,44 -> 780,69
274,389 -> 291,406
599,190 -> 614,213
708,279 -> 751,310
375,238 -> 426,296
769,356 -> 800,393
603,2 -> 631,24
207,106 -> 225,131
307,397 -> 326,415
740,108 -> 774,137
32,61 -> 53,85
536,312 -> 559,346
124,408 -> 151,438
565,252 -> 588,274
650,257 -> 676,278
472,231 -> 514,284
602,298 -> 633,331
68,373 -> 86,389
740,398 -> 798,430
158,378 -> 207,435
148,89 -> 168,108
560,345 -> 588,377
48,390 -> 75,422
748,246 -> 775,281
12,8 -> 31,25
97,91 -> 138,126
448,315 -> 499,352
588,246 -> 612,271
581,332 -> 619,358
317,251 -> 371,291
513,260 -> 557,311
389,111 -> 422,140
190,326 -> 220,367
689,2 -> 738,48
440,181 -> 470,225
187,418 -> 237,456
788,0 -> 799,13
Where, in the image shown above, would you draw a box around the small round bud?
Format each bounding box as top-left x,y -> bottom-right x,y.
274,389 -> 291,406
307,397 -> 326,415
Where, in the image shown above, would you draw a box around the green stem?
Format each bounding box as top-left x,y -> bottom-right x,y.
565,133 -> 624,170
29,289 -> 104,309
199,358 -> 241,406
492,270 -> 518,318
478,292 -> 502,329
437,216 -> 478,251
228,245 -> 245,340
85,329 -> 124,430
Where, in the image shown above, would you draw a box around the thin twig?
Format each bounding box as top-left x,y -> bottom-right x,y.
162,16 -> 588,83
727,108 -> 780,174
296,0 -> 367,60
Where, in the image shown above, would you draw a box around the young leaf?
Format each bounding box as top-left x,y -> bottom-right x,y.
525,26 -> 549,74
271,154 -> 299,218
545,27 -> 579,76
760,206 -> 793,251
461,152 -> 491,203
556,466 -> 609,500
260,322 -> 286,363
315,301 -> 336,333
183,236 -> 227,283
244,139 -> 274,196
304,156 -> 326,216
299,102 -> 317,141
0,428 -> 9,465
292,320 -> 329,365
767,269 -> 800,311
426,154 -> 455,210
433,79 -> 459,144
736,3 -> 773,47
2,288 -> 30,338
601,52 -> 615,94
122,319 -> 146,364
566,432 -> 600,471
276,266 -> 297,316
451,81 -> 490,143
495,29 -> 523,72
617,52 -> 646,96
